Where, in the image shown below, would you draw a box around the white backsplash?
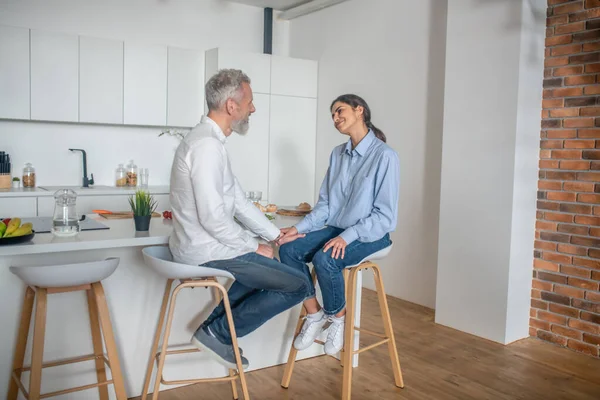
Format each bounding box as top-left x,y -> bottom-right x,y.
0,120 -> 182,186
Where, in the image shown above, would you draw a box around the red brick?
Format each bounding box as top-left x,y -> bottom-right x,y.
544,212 -> 574,222
542,118 -> 562,128
560,160 -> 591,169
592,226 -> 600,236
570,52 -> 600,64
544,252 -> 573,264
543,98 -> 565,108
533,279 -> 554,291
532,288 -> 541,299
540,149 -> 554,159
564,182 -> 595,192
580,311 -> 600,325
548,14 -> 569,26
561,265 -> 592,279
554,284 -> 586,298
546,87 -> 584,98
576,171 -> 600,180
549,303 -> 580,318
585,85 -> 600,95
546,56 -> 571,68
553,44 -> 583,57
536,240 -> 558,251
538,330 -> 568,346
569,318 -> 600,334
540,231 -> 572,243
529,326 -> 537,337
591,249 -> 600,259
537,219 -> 558,230
580,107 -> 600,116
557,243 -> 588,255
538,271 -> 569,284
585,0 -> 600,7
559,203 -> 592,214
578,129 -> 600,138
551,149 -> 582,158
541,140 -> 564,149
578,193 -> 600,203
542,291 -> 573,305
583,41 -> 600,52
573,30 -> 600,43
571,4 -> 600,20
552,324 -> 583,340
564,117 -> 595,127
556,21 -> 585,34
530,318 -> 551,331
582,149 -> 600,158
573,256 -> 600,269
554,65 -> 584,76
565,75 -> 596,86
537,309 -> 569,325
586,291 -> 600,302
565,96 -> 598,106
564,139 -> 596,148
574,215 -> 600,224
554,1 -> 584,15
547,35 -> 574,47
571,235 -> 600,247
547,192 -> 575,202
567,339 -> 599,356
572,298 -> 600,313
539,181 -> 562,190
534,259 -> 561,272
538,201 -> 560,211
568,277 -> 600,290
583,333 -> 600,346
586,63 -> 600,73
558,224 -> 588,236
540,159 -> 560,169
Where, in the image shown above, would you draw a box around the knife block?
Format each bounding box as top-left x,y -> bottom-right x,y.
0,174 -> 11,189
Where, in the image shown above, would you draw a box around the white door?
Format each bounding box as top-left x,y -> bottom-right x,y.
0,25 -> 30,120
205,48 -> 271,96
30,30 -> 79,122
167,47 -> 204,128
124,42 -> 167,126
225,93 -> 270,200
268,95 -> 317,206
271,55 -> 318,98
79,36 -> 124,124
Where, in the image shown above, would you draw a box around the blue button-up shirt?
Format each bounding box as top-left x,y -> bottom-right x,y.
295,130 -> 400,244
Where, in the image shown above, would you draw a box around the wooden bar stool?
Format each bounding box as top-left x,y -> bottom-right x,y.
281,246 -> 404,399
7,258 -> 127,400
140,246 -> 249,400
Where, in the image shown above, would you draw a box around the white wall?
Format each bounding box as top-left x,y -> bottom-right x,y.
435,0 -> 544,344
0,0 -> 278,186
288,0 -> 447,308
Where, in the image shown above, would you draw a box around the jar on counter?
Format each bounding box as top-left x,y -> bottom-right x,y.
22,163 -> 36,188
115,164 -> 126,187
126,160 -> 138,187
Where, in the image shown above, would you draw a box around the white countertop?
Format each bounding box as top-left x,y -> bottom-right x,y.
0,185 -> 170,198
0,213 -> 301,257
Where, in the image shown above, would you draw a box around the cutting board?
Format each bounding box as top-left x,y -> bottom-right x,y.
276,208 -> 311,217
98,211 -> 161,219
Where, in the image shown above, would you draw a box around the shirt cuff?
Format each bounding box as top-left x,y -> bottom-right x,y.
339,227 -> 358,245
295,219 -> 311,234
264,224 -> 281,242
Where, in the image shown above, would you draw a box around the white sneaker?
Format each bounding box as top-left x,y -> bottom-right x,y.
324,315 -> 345,356
293,310 -> 327,350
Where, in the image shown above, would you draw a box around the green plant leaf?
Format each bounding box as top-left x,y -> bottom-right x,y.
128,190 -> 156,216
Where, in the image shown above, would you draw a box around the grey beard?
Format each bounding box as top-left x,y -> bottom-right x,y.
232,118 -> 249,135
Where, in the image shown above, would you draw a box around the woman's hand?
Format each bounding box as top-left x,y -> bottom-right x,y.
323,236 -> 347,259
276,227 -> 305,245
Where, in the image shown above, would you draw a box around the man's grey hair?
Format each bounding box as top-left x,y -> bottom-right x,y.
205,69 -> 251,111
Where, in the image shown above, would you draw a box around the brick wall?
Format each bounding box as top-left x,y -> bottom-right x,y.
532,0 -> 600,357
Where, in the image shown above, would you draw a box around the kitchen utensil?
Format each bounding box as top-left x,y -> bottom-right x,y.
52,189 -> 80,236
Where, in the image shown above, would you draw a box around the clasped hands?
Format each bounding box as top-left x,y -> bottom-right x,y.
256,227 -> 347,260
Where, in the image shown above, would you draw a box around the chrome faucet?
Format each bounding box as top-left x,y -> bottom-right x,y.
68,148 -> 94,188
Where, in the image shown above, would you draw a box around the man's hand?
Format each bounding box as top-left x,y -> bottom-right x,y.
256,243 -> 274,259
323,236 -> 347,259
276,227 -> 305,246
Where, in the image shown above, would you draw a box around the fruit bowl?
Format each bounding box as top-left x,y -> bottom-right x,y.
0,231 -> 35,245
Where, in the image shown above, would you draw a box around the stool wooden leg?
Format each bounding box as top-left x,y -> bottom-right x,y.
7,286 -> 35,400
217,284 -> 250,400
29,287 -> 47,400
281,269 -> 317,389
372,266 -> 404,388
229,369 -> 239,400
92,282 -> 128,400
152,283 -> 184,398
87,289 -> 109,400
212,278 -> 239,400
141,279 -> 173,400
341,268 -> 358,400
339,269 -> 350,368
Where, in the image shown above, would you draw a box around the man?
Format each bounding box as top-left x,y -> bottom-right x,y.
169,69 -> 309,370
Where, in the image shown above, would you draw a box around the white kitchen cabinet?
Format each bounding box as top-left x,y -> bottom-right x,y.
38,194 -> 170,216
205,48 -> 271,96
271,55 -> 318,98
268,95 -> 317,205
225,93 -> 270,199
0,198 -> 37,218
30,29 -> 79,122
167,47 -> 204,128
124,43 -> 167,126
79,36 -> 124,124
0,25 -> 30,120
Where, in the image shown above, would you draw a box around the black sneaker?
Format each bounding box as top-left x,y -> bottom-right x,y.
191,328 -> 249,370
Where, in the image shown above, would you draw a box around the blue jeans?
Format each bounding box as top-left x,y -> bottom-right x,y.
279,226 -> 391,315
201,252 -> 311,345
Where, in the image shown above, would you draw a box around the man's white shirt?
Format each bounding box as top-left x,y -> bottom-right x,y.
169,115 -> 280,265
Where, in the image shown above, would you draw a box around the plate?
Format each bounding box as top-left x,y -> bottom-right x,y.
0,231 -> 35,245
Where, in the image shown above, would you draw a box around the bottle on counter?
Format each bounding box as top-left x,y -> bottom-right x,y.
22,163 -> 36,188
115,163 -> 126,187
126,160 -> 138,187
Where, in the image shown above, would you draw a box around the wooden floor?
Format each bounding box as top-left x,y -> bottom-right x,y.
131,289 -> 600,400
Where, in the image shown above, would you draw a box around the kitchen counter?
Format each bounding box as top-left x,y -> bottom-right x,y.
0,212 -> 326,398
0,185 -> 170,198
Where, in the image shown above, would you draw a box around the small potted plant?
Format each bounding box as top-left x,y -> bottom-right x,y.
11,177 -> 20,188
128,190 -> 157,231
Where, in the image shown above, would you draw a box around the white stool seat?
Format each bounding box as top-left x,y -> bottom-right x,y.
142,246 -> 234,280
10,258 -> 119,287
348,244 -> 393,268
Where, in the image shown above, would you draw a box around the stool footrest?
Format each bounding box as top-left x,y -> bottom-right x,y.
162,374 -> 238,386
15,353 -> 108,372
355,327 -> 387,339
12,370 -> 114,400
353,338 -> 390,355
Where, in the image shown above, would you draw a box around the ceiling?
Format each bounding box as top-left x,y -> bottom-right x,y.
226,0 -> 312,11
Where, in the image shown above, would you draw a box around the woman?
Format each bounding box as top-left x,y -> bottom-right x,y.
278,94 -> 400,355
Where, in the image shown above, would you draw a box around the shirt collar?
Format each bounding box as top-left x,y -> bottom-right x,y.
202,115 -> 227,144
343,129 -> 375,157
